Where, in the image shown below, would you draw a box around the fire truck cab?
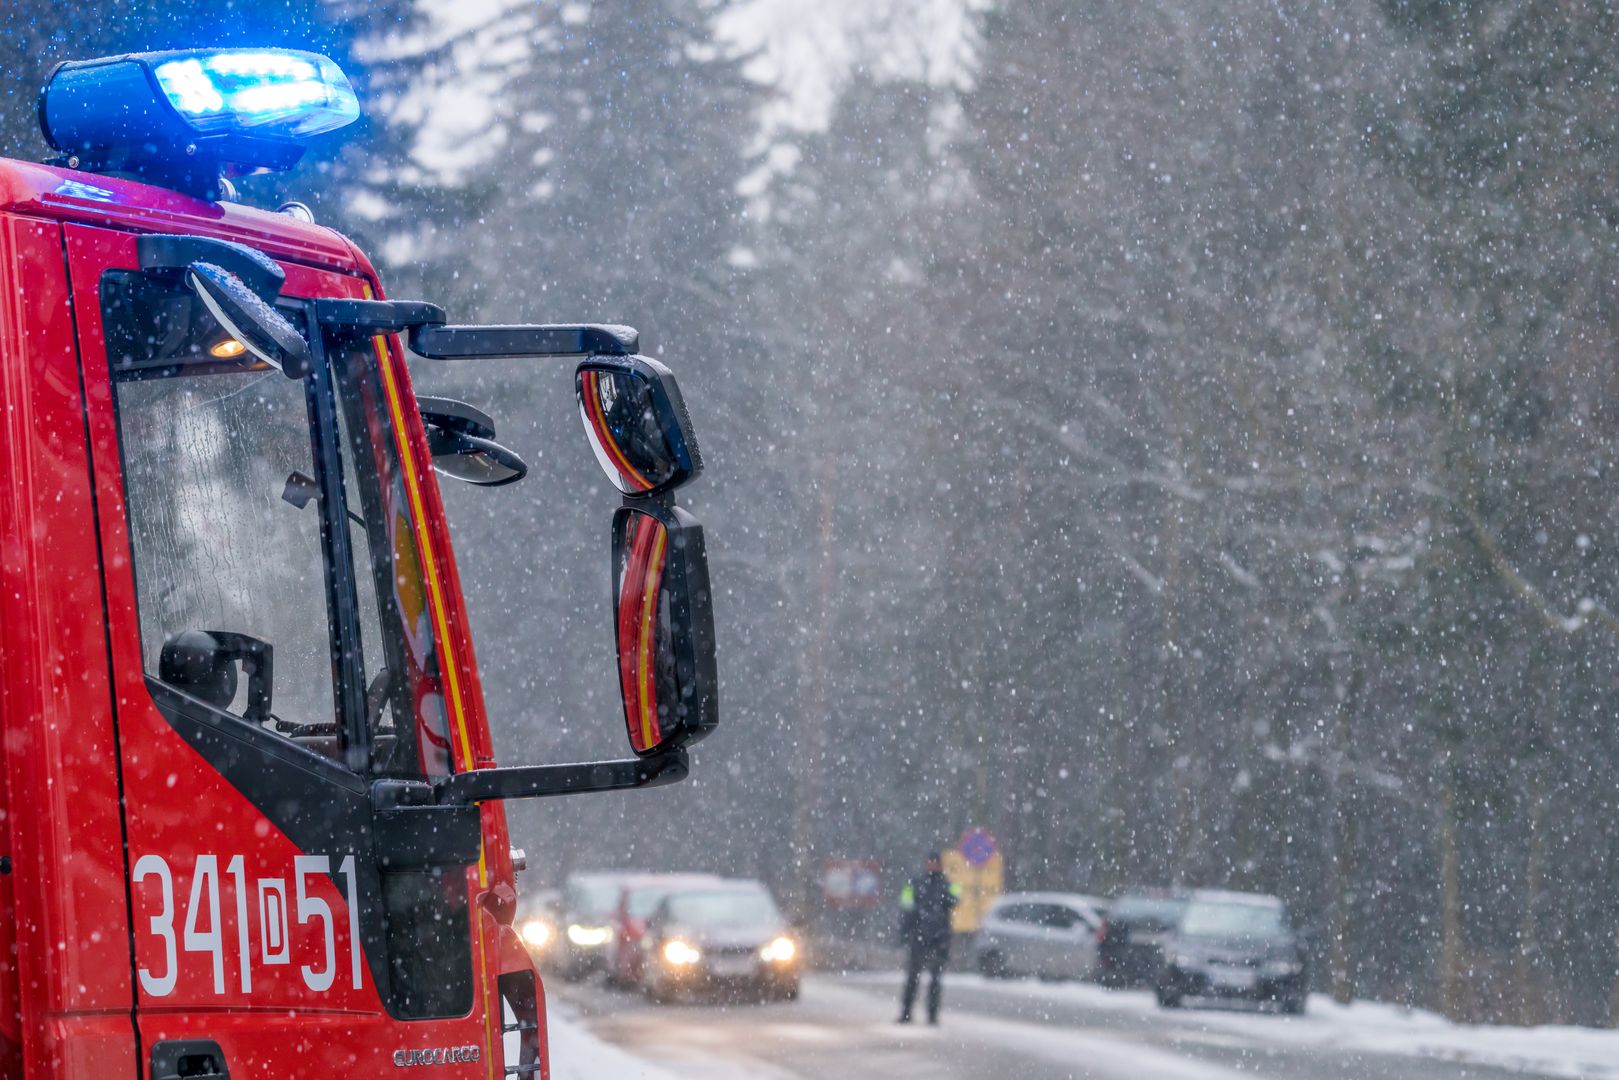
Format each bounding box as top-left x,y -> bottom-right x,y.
0,49 -> 718,1077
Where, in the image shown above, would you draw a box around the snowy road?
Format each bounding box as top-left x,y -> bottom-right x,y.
548,972 -> 1619,1080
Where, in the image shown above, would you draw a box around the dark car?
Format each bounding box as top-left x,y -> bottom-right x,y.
1156,890 -> 1308,1014
641,882 -> 801,1003
1096,889 -> 1188,987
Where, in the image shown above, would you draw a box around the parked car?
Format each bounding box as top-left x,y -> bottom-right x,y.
606,872 -> 725,988
1096,888 -> 1189,988
972,892 -> 1105,981
641,881 -> 802,1002
1156,890 -> 1308,1014
555,871 -> 643,980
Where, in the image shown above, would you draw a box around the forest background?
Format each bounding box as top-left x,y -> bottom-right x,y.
4,0 -> 1618,1026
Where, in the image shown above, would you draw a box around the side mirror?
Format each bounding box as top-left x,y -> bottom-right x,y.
158,629 -> 274,723
184,262 -> 312,378
418,396 -> 528,487
613,502 -> 718,756
577,355 -> 701,496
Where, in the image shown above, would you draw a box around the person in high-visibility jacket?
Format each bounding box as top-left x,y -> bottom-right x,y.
897,850 -> 962,1024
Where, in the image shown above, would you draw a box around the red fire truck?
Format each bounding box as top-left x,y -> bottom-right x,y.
0,49 -> 718,1077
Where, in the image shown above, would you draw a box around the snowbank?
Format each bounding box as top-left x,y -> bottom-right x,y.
888,973 -> 1619,1080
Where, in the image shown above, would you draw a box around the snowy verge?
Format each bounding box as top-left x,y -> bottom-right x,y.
841,971 -> 1619,1080
503,1000 -> 684,1080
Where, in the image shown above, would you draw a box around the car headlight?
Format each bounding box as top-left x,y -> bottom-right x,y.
760,936 -> 797,963
567,923 -> 612,947
521,919 -> 553,948
662,939 -> 702,966
1264,959 -> 1303,977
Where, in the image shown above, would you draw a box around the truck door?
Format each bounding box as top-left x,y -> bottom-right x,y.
65,223 -> 499,1074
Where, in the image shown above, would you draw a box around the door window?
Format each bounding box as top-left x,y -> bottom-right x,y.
103,272 -> 342,760
1036,905 -> 1081,931
102,271 -> 461,783
992,903 -> 1038,925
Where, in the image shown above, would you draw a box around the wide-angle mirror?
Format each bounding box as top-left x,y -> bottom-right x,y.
419,396 -> 528,486
577,354 -> 701,497
183,261 -> 312,377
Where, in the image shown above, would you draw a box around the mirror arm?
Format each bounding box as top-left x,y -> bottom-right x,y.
307,300 -> 639,358
433,749 -> 688,804
313,298 -> 448,335
409,323 -> 639,359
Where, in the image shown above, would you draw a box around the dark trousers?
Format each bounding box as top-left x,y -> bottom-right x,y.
900,941 -> 946,1022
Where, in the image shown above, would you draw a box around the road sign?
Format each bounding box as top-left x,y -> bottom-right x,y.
821,858 -> 882,909
960,827 -> 997,866
943,828 -> 1003,933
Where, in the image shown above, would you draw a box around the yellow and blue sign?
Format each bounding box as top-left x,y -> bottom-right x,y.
942,828 -> 1003,933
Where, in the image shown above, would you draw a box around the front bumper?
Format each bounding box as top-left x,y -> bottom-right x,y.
655,956 -> 800,996
1161,962 -> 1304,1002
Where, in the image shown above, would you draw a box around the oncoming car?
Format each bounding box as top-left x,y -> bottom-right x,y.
555,871 -> 642,980
607,872 -> 725,988
641,882 -> 801,1002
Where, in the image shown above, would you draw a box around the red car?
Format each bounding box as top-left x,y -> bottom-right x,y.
608,874 -> 724,988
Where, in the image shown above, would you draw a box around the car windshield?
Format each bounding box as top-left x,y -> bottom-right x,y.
569,879 -> 626,920
665,890 -> 779,929
1181,902 -> 1287,940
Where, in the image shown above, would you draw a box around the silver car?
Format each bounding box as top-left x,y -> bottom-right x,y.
973,892 -> 1105,980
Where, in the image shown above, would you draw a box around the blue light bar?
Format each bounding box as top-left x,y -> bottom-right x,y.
39,48 -> 360,195
150,51 -> 358,138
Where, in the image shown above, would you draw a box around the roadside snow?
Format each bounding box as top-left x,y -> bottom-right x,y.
504,1001 -> 685,1080
856,972 -> 1619,1080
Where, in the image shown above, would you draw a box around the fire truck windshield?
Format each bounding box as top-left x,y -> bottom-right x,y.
101,270 -> 456,779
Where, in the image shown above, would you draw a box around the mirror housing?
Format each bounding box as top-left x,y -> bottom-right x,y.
576,354 -> 702,497
418,396 -> 528,487
184,261 -> 312,378
613,502 -> 718,756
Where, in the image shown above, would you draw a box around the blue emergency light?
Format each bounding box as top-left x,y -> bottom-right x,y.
39,49 -> 359,197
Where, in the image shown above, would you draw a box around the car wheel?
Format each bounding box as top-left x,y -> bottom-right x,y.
1280,993 -> 1306,1016
978,950 -> 1008,979
1156,987 -> 1183,1009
